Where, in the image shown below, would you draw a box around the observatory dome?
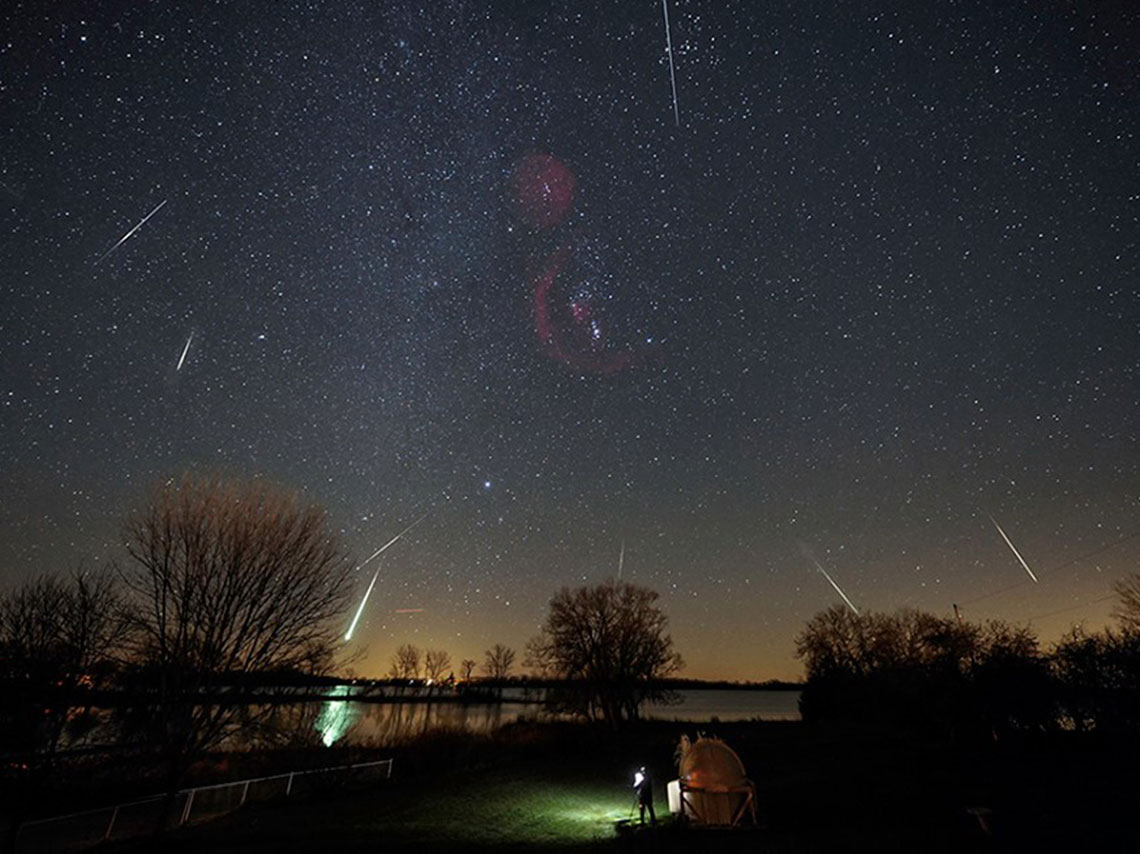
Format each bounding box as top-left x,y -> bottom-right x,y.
679,737 -> 749,791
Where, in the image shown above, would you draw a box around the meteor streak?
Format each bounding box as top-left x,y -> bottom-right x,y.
988,514 -> 1039,583
813,560 -> 860,615
343,511 -> 431,640
617,539 -> 625,580
176,332 -> 193,371
660,0 -> 681,127
96,199 -> 167,264
345,565 -> 380,641
394,608 -> 424,614
359,511 -> 430,568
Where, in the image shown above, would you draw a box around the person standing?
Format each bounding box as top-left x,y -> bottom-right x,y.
636,766 -> 656,825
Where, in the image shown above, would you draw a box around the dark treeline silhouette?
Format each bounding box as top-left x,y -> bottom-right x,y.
0,568 -> 128,758
117,475 -> 354,825
0,475 -> 355,839
796,576 -> 1140,739
661,677 -> 803,690
526,580 -> 683,726
0,474 -> 531,795
379,643 -> 516,699
1053,624 -> 1140,733
0,478 -> 693,845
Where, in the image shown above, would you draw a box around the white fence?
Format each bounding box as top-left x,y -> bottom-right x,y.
12,758 -> 393,853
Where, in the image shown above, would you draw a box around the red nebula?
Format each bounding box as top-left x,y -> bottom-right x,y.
513,154 -> 576,229
532,246 -> 634,376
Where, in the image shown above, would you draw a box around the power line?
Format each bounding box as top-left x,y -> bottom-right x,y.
1022,593 -> 1115,624
958,529 -> 1140,608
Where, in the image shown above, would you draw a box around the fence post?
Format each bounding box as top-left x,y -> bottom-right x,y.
9,757 -> 393,851
181,790 -> 195,826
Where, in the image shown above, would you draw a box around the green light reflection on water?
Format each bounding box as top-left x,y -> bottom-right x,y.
315,684 -> 353,746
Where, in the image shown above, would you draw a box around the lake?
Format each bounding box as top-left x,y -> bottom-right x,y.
645,688 -> 801,722
314,688 -> 801,746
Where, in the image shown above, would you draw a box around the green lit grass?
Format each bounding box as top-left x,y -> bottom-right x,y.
364,768 -> 637,847
117,757 -> 665,853
115,718 -> 1122,853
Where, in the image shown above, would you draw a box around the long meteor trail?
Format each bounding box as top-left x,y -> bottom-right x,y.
661,0 -> 681,127
988,514 -> 1039,583
344,566 -> 380,641
344,511 -> 432,641
813,560 -> 860,615
176,332 -> 193,371
96,199 -> 167,264
359,511 -> 430,568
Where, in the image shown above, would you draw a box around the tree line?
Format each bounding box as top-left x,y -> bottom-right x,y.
383,642 -> 516,683
2,477 -> 359,797
1,475 -> 686,785
796,578 -> 1140,739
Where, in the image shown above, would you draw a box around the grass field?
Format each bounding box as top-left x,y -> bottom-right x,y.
109,763 -> 652,853
100,719 -> 1140,853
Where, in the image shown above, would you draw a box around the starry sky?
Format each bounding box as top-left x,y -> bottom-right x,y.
3,1 -> 1139,681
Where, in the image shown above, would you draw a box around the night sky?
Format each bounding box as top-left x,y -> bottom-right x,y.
3,2 -> 1138,680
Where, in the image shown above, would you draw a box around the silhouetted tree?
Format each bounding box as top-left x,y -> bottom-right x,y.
1112,574 -> 1140,632
1054,624 -> 1140,733
424,648 -> 451,683
1045,577 -> 1140,733
797,606 -> 966,728
118,475 -> 352,809
0,568 -> 126,755
526,581 -> 683,726
796,605 -> 1052,738
483,643 -> 516,680
973,620 -> 1055,735
460,659 -> 477,681
0,568 -> 128,848
389,643 -> 421,680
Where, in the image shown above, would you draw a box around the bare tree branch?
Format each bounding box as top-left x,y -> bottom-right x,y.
424,649 -> 451,683
483,643 -> 516,680
118,475 -> 352,788
389,643 -> 421,680
0,567 -> 127,754
526,581 -> 682,725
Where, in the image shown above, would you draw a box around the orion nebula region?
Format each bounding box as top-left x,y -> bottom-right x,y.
1,1 -> 1138,681
513,153 -> 658,376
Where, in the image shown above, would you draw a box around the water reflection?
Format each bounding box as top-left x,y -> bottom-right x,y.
308,688 -> 800,747
332,698 -> 528,745
63,688 -> 803,753
315,684 -> 354,746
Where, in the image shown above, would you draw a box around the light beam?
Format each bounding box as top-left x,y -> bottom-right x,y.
661,0 -> 681,128
176,332 -> 193,371
359,511 -> 430,568
344,511 -> 431,640
96,199 -> 167,264
345,565 -> 380,641
987,513 -> 1039,583
813,559 -> 860,615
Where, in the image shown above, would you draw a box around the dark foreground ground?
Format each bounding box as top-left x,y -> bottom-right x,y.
75,720 -> 1140,853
